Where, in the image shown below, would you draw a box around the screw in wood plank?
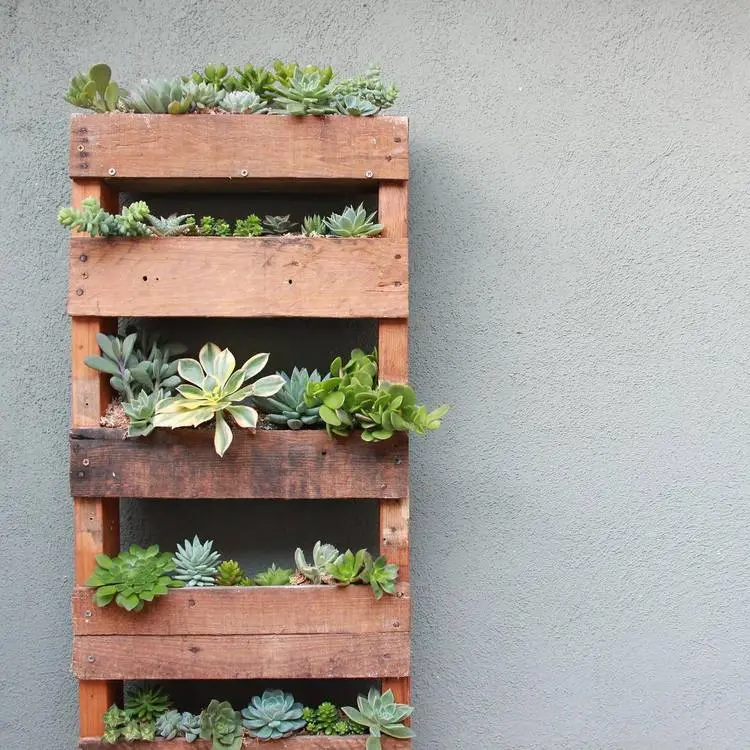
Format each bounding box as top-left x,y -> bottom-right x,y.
75,288 -> 84,296
77,144 -> 85,152
87,655 -> 96,663
394,456 -> 402,464
80,163 -> 88,169
76,470 -> 85,479
78,127 -> 88,134
81,272 -> 88,279
240,169 -> 248,177
79,254 -> 88,262
365,170 -> 374,178
82,458 -> 90,466
83,610 -> 92,618
108,167 -> 117,176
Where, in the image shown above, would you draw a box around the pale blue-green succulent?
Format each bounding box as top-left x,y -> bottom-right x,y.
342,689 -> 414,750
241,689 -> 306,740
172,535 -> 221,587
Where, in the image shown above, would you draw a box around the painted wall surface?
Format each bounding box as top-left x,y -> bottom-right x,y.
1,1 -> 749,747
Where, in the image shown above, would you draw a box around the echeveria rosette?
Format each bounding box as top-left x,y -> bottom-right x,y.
85,544 -> 183,612
153,343 -> 284,457
199,700 -> 243,750
241,689 -> 306,740
342,688 -> 414,750
362,553 -> 399,599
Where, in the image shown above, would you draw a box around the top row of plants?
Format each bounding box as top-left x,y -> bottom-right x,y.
66,61 -> 398,116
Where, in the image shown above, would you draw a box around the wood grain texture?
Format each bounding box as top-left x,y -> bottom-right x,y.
70,114 -> 408,180
68,236 -> 408,318
71,180 -> 121,738
376,181 -> 411,707
73,585 -> 410,635
80,737 -> 408,749
70,428 -> 408,499
73,633 -> 410,679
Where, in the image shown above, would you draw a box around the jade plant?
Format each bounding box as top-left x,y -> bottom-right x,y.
325,204 -> 383,237
65,63 -> 125,112
200,700 -> 243,750
241,689 -> 306,740
254,563 -> 293,586
342,689 -> 415,750
252,367 -> 327,429
172,535 -> 221,587
153,343 -> 284,456
85,544 -> 183,612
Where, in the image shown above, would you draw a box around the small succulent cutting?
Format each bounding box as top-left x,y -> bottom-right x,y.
233,214 -> 263,236
85,544 -> 183,612
333,94 -> 379,116
327,548 -> 367,586
302,214 -> 328,236
325,204 -> 383,237
172,535 -> 221,587
103,705 -> 155,743
253,367 -> 327,429
220,90 -> 267,113
155,710 -> 182,740
303,701 -> 366,736
241,689 -> 306,740
342,688 -> 415,750
65,63 -> 125,112
362,553 -> 399,599
147,213 -> 195,237
126,78 -> 193,114
271,69 -> 334,115
254,563 -> 293,586
294,541 -> 339,584
58,197 -> 152,237
216,559 -> 252,586
262,214 -> 298,235
334,65 -> 399,111
153,343 -> 284,456
125,684 -> 173,723
200,700 -> 243,750
183,80 -> 225,110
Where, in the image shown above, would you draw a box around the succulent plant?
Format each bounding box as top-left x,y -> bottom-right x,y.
58,197 -> 153,238
327,548 -> 367,586
154,344 -> 284,457
172,535 -> 221,587
254,563 -> 293,586
126,78 -> 192,114
182,80 -> 225,110
200,700 -> 243,750
147,213 -> 195,236
294,541 -> 339,584
342,688 -> 415,750
125,684 -> 173,723
179,711 -> 201,741
190,63 -> 232,89
362,553 -> 399,599
333,94 -> 380,116
241,689 -> 306,740
119,201 -> 152,234
156,710 -> 182,740
325,204 -> 383,237
334,65 -> 398,111
234,64 -> 277,98
302,214 -> 328,236
272,60 -> 334,87
252,367 -> 327,430
271,69 -> 335,115
196,216 -> 231,236
103,704 -> 156,744
216,559 -> 252,586
302,702 -> 366,736
121,389 -> 162,438
85,544 -> 182,612
219,90 -> 267,113
262,214 -> 298,235
65,63 -> 125,112
233,214 -> 263,236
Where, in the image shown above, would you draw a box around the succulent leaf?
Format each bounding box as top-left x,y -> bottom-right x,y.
325,204 -> 383,237
241,689 -> 306,740
172,535 -> 221,587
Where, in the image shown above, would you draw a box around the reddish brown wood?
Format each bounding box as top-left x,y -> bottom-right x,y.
67,236 -> 409,318
79,737 -> 408,749
70,114 -> 408,180
71,179 -> 121,738
73,585 -> 410,635
70,428 -> 408,499
73,633 -> 410,679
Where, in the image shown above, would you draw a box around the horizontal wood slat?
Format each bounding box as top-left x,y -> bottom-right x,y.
68,237 -> 408,318
80,737 -> 408,749
70,428 -> 408,499
70,114 -> 408,180
73,633 -> 410,679
72,585 -> 411,635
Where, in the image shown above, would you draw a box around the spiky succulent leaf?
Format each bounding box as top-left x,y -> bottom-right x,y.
199,700 -> 243,750
271,69 -> 335,115
85,544 -> 182,612
302,214 -> 328,236
241,689 -> 306,740
215,559 -> 248,586
147,213 -> 195,237
294,541 -> 339,584
125,684 -> 172,722
325,204 -> 383,237
262,214 -> 298,235
327,548 -> 367,586
172,535 -> 221,586
254,563 -> 293,586
253,367 -> 326,429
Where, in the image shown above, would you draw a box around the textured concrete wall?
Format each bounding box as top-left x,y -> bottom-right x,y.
1,0 -> 749,747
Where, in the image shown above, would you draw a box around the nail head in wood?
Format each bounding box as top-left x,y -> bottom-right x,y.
82,458 -> 90,466
107,167 -> 116,176
240,169 -> 248,177
365,170 -> 374,178
77,144 -> 85,152
76,288 -> 84,296
79,254 -> 88,262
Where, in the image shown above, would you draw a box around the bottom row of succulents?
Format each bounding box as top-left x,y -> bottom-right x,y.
104,685 -> 413,749
86,536 -> 399,612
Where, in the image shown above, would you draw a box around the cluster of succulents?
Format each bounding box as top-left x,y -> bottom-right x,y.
101,688 -> 410,747
67,61 -> 398,116
305,349 -> 449,442
58,197 -> 152,237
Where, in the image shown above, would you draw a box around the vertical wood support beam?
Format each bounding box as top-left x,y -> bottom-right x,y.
71,180 -> 121,735
378,181 -> 411,706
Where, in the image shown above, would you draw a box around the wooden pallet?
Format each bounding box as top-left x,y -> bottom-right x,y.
68,114 -> 410,744
80,737 -> 405,749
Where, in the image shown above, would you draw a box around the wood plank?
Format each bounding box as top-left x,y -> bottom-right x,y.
67,237 -> 408,318
73,633 -> 410,679
70,114 -> 408,180
71,180 -> 121,738
376,181 -> 411,708
73,585 -> 410,635
80,737 -> 408,749
70,428 -> 408,499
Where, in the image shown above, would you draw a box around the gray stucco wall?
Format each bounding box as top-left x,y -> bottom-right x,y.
1,1 -> 748,747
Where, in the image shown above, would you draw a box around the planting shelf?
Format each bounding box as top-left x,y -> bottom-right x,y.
70,114 -> 408,183
79,737 -> 408,749
70,428 -> 408,499
68,236 -> 408,318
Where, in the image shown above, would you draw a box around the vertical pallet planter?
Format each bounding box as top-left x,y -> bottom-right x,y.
67,114 -> 411,745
